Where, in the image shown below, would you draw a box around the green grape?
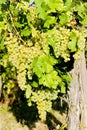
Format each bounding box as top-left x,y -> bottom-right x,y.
37,100 -> 52,121
73,50 -> 83,60
30,89 -> 58,120
25,84 -> 32,99
17,70 -> 27,90
52,27 -> 71,61
77,35 -> 85,50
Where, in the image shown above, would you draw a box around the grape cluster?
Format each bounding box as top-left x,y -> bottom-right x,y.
31,90 -> 58,121
37,100 -> 52,121
46,26 -> 86,62
72,29 -> 86,60
46,27 -> 70,62
40,33 -> 50,55
4,34 -> 43,90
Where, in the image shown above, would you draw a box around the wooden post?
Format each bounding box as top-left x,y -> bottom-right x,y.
0,76 -> 2,98
68,52 -> 87,130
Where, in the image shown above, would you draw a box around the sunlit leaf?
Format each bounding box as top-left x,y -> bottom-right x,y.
0,0 -> 7,4
21,27 -> 31,36
68,32 -> 77,52
59,13 -> 68,25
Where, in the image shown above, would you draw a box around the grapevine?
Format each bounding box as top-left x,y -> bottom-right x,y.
0,0 -> 87,121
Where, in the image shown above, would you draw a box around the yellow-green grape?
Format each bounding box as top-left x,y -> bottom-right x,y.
40,33 -> 50,55
37,100 -> 52,121
31,90 -> 58,102
31,89 -> 58,120
27,68 -> 33,80
77,35 -> 85,51
25,84 -> 32,99
73,50 -> 83,60
16,1 -> 29,13
41,41 -> 49,55
4,33 -> 44,91
51,27 -> 86,62
17,70 -> 27,90
53,27 -> 70,61
72,29 -> 86,59
61,53 -> 70,62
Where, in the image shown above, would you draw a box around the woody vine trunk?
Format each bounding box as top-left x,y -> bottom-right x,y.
68,51 -> 87,130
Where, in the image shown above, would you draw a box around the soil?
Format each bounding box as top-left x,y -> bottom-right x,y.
0,102 -> 48,130
0,97 -> 67,130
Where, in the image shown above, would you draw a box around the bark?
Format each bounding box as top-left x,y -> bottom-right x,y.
68,58 -> 80,130
0,76 -> 2,98
79,52 -> 87,130
0,66 -> 2,98
68,52 -> 87,130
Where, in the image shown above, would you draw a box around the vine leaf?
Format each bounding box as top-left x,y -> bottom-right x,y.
44,16 -> 56,28
61,85 -> 66,93
32,55 -> 57,78
14,22 -> 24,28
32,81 -> 38,88
32,55 -> 60,89
59,13 -> 68,25
64,0 -> 72,11
0,0 -> 6,4
21,27 -> 31,37
68,32 -> 77,52
81,16 -> 87,27
39,71 -> 62,89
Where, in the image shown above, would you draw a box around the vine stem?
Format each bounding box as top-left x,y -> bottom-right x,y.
8,10 -> 26,45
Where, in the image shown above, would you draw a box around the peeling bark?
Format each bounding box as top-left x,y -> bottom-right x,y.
68,52 -> 87,130
0,76 -> 2,98
68,59 -> 80,130
79,52 -> 87,130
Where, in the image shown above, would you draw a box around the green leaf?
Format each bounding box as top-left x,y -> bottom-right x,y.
35,0 -> 42,7
68,32 -> 77,52
0,22 -> 6,30
32,81 -> 38,88
49,0 -> 64,12
39,8 -> 47,20
21,27 -> 31,37
32,56 -> 45,78
10,5 -> 19,16
44,16 -> 56,28
46,30 -> 56,47
3,54 -> 8,60
68,41 -> 77,52
64,0 -> 72,11
32,55 -> 55,78
0,41 -> 5,50
0,0 -> 6,4
59,13 -> 68,25
81,16 -> 87,27
48,56 -> 57,65
14,22 -> 24,28
76,4 -> 86,19
39,70 -> 61,89
62,74 -> 71,82
32,55 -> 60,89
2,72 -> 6,81
35,0 -> 48,20
61,86 -> 66,93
